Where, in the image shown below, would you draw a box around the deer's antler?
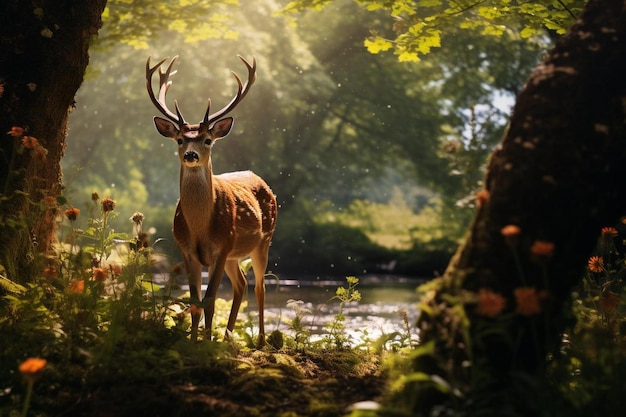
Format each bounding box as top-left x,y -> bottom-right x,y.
146,56 -> 187,125
203,55 -> 257,126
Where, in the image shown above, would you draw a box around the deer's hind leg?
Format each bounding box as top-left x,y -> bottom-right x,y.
250,240 -> 271,346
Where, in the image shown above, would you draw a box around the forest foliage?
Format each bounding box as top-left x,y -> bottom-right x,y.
63,0 -> 553,277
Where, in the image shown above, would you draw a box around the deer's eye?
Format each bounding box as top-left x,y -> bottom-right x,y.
177,139 -> 183,145
204,139 -> 212,146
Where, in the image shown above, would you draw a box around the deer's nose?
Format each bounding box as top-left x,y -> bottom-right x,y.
183,151 -> 199,163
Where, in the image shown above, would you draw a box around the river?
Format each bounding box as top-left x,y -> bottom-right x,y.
179,274 -> 425,347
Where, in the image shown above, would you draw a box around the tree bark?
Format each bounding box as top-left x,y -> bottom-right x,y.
0,1 -> 106,282
417,0 -> 626,411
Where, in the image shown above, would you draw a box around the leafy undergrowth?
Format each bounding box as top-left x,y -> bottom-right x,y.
0,196 -> 398,417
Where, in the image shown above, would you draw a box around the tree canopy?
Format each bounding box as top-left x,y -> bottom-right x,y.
284,0 -> 584,61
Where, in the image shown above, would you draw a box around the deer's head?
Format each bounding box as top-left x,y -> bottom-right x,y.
146,55 -> 256,168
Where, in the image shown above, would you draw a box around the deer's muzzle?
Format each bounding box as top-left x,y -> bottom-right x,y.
183,150 -> 200,163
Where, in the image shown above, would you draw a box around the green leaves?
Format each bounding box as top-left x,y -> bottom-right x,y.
100,0 -> 241,49
283,0 -> 584,61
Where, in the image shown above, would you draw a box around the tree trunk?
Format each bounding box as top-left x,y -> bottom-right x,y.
0,1 -> 106,282
416,0 -> 626,412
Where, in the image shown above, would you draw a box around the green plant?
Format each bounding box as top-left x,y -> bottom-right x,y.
323,276 -> 362,350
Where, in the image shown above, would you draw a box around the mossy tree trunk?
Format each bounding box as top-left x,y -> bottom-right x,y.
0,1 -> 106,282
417,0 -> 626,412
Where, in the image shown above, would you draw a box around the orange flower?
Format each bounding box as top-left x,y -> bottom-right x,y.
601,227 -> 618,237
41,196 -> 57,208
64,207 -> 80,221
7,126 -> 24,137
514,287 -> 545,316
501,224 -> 521,247
587,256 -> 604,273
189,304 -> 203,317
530,240 -> 554,257
21,135 -> 39,149
92,267 -> 108,282
475,289 -> 506,318
109,263 -> 122,278
101,197 -> 115,212
69,279 -> 85,294
19,357 -> 47,375
43,265 -> 57,279
475,189 -> 490,208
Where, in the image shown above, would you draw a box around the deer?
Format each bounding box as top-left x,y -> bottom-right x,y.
146,55 -> 277,346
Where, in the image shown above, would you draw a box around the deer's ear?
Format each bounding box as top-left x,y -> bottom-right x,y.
154,117 -> 179,138
210,117 -> 234,140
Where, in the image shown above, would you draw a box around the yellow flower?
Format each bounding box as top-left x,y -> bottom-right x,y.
475,289 -> 506,318
587,256 -> 603,273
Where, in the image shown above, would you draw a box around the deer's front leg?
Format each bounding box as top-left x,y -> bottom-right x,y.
185,255 -> 203,342
224,259 -> 247,339
203,255 -> 227,341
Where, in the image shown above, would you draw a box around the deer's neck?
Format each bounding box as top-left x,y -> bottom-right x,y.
179,163 -> 215,228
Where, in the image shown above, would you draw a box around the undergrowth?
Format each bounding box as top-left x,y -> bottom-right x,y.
2,194 -> 626,417
0,193 -> 413,417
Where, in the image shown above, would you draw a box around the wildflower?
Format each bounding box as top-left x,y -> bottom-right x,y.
599,292 -> 620,314
130,211 -> 144,225
189,304 -> 202,317
93,267 -> 107,282
21,136 -> 39,149
43,265 -> 57,279
7,126 -> 24,137
475,189 -> 490,208
135,232 -> 150,249
587,256 -> 604,273
64,207 -> 80,221
33,145 -> 48,159
601,227 -> 618,237
501,224 -> 521,247
514,287 -> 545,316
19,358 -> 47,382
91,192 -> 99,201
41,196 -> 57,208
101,197 -> 115,212
530,240 -> 554,257
475,289 -> 506,318
69,279 -> 85,294
109,263 -> 122,278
